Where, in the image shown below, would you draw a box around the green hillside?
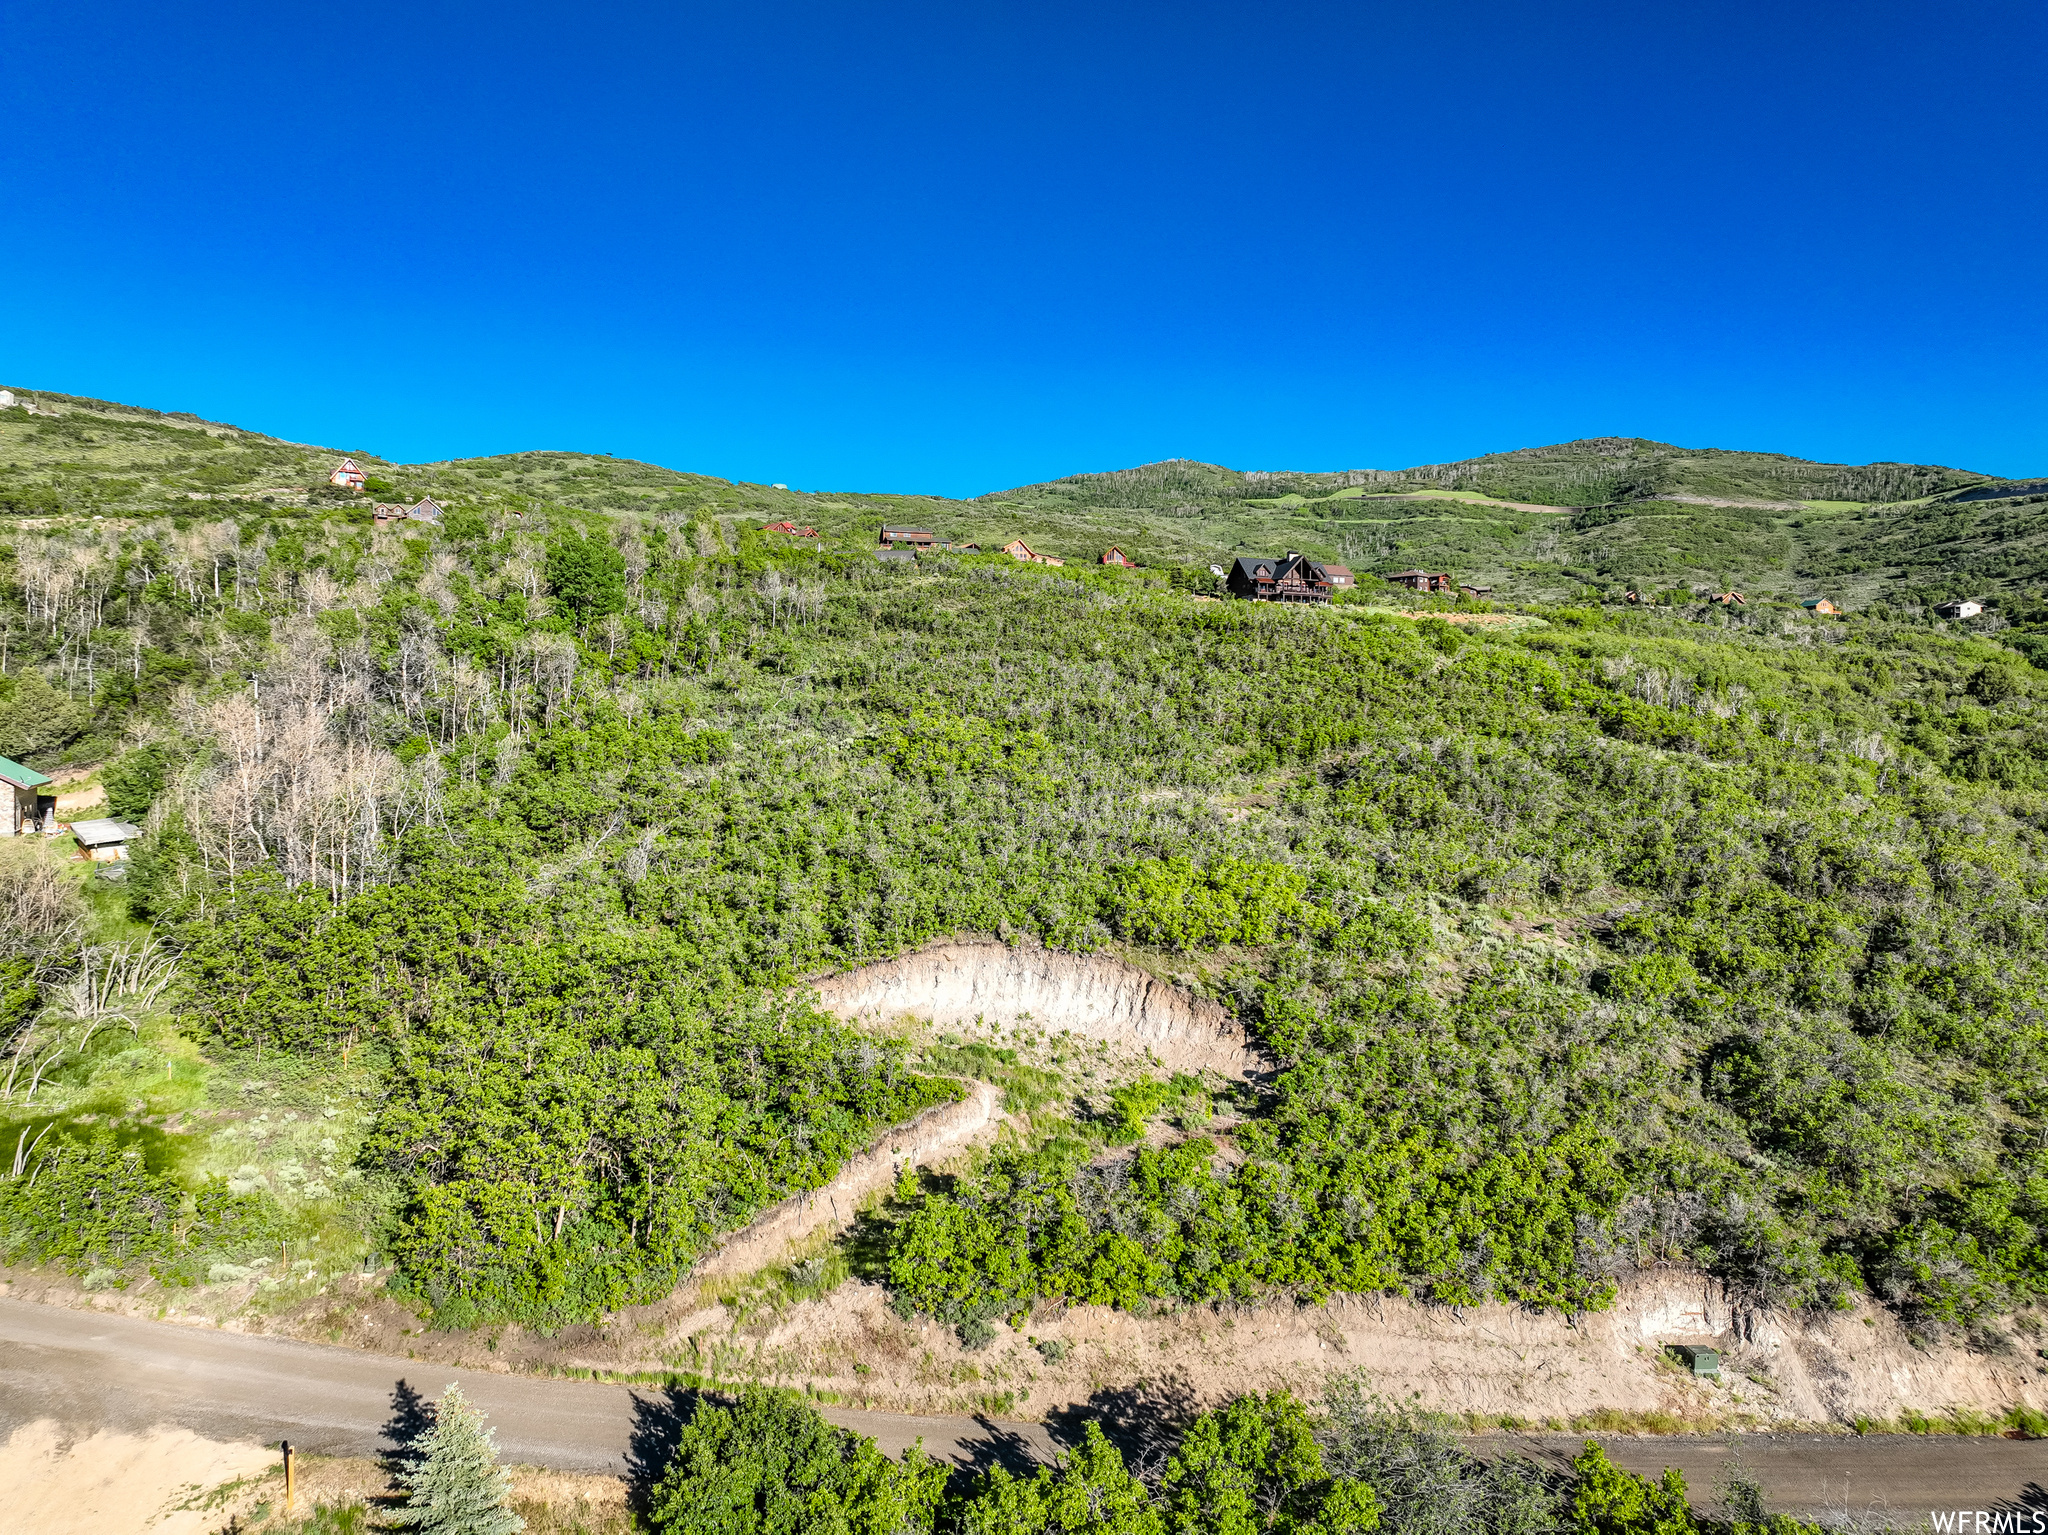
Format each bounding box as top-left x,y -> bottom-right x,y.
6,388 -> 2044,613
3,386 -> 2048,1379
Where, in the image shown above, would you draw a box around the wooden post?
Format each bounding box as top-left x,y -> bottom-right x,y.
282,1439 -> 295,1513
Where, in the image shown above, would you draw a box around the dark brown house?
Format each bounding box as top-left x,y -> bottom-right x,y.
1385,569 -> 1454,593
880,526 -> 936,547
1228,552 -> 1333,604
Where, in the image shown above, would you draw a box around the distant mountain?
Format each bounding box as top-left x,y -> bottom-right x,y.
985,438 -> 1994,512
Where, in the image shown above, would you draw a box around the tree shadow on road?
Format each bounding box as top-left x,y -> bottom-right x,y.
625,1384 -> 702,1515
380,1379 -> 437,1476
946,1414 -> 1044,1481
1044,1371 -> 1199,1484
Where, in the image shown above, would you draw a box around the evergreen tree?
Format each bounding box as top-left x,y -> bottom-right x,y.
390,1383 -> 525,1535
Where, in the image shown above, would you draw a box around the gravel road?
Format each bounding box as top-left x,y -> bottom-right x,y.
4,1297 -> 2044,1524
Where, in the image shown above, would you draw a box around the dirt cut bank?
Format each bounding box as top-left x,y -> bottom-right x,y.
812,938 -> 1267,1082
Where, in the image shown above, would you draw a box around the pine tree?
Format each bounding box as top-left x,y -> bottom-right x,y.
389,1383 -> 526,1535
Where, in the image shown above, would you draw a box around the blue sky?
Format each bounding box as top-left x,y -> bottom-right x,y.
1,0 -> 2041,495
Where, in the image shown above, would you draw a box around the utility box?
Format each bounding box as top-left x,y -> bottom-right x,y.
1667,1344 -> 1720,1379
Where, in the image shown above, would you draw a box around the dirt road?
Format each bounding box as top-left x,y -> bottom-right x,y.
4,1298 -> 2044,1522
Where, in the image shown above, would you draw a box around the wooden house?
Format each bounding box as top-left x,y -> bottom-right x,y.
1385,569 -> 1453,594
1801,597 -> 1841,615
1712,591 -> 1747,606
1320,563 -> 1355,589
1936,599 -> 1984,619
880,526 -> 936,547
762,521 -> 819,538
407,497 -> 444,525
1228,552 -> 1333,604
70,817 -> 144,862
372,502 -> 407,527
1002,539 -> 1065,567
1100,547 -> 1135,567
0,756 -> 54,835
1459,584 -> 1492,598
328,459 -> 366,491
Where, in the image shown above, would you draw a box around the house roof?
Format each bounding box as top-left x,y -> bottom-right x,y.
1384,569 -> 1449,580
70,818 -> 143,847
408,497 -> 444,520
1321,563 -> 1354,579
881,525 -> 934,537
0,756 -> 50,790
1800,597 -> 1835,609
1233,553 -> 1328,583
876,547 -> 917,562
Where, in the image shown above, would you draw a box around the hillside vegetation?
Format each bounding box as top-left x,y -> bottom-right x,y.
2,387 -> 2048,1371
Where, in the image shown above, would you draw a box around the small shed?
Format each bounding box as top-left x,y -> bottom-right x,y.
1100,547 -> 1135,567
876,547 -> 917,565
1666,1344 -> 1720,1379
1801,597 -> 1841,615
880,526 -> 936,547
70,818 -> 144,862
329,459 -> 366,491
1935,599 -> 1984,620
0,756 -> 53,835
1385,569 -> 1453,593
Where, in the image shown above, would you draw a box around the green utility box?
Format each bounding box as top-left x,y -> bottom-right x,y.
1667,1344 -> 1720,1379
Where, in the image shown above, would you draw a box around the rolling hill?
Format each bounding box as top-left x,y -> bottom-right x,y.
5,385 -> 2042,613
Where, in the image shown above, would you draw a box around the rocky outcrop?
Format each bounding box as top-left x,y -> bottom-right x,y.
812,938 -> 1266,1082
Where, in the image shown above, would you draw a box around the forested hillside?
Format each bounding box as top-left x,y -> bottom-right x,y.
2,390 -> 2048,1368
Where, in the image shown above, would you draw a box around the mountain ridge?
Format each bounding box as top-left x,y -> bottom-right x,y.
3,385 -> 2044,611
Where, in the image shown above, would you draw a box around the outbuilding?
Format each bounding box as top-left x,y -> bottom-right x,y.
70,818 -> 144,862
0,756 -> 54,835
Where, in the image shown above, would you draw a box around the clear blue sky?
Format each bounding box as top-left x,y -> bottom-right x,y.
1,1 -> 2041,495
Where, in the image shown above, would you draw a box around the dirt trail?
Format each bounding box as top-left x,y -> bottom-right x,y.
695,1081 -> 1002,1280
812,938 -> 1265,1082
701,941 -> 1251,1277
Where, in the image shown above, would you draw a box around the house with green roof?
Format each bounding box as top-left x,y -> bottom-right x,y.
0,756 -> 55,834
